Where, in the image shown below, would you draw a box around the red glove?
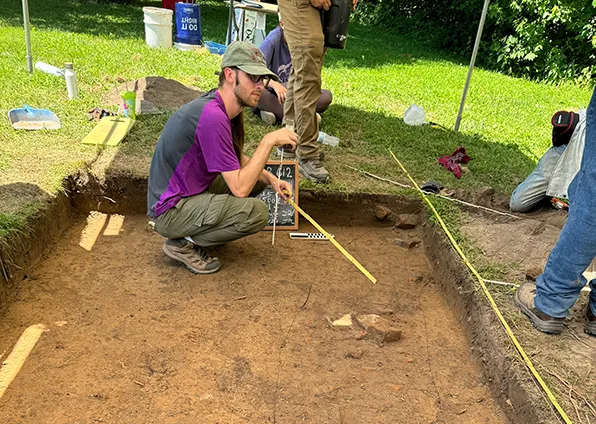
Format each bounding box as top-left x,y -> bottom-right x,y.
437,146 -> 470,179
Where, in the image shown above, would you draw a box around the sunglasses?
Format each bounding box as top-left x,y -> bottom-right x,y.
233,68 -> 270,86
247,73 -> 271,85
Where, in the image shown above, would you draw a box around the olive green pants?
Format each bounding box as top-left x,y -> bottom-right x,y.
154,176 -> 268,247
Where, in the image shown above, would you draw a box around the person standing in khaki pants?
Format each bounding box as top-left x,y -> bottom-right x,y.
278,0 -> 357,183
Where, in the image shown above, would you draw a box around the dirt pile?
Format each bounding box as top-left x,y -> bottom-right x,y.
103,76 -> 202,115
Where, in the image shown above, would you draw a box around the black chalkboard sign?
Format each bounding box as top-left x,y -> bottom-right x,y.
257,161 -> 299,231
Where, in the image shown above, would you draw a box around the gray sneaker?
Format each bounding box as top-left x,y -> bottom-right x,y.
162,238 -> 221,274
298,158 -> 330,183
514,282 -> 565,334
260,110 -> 277,126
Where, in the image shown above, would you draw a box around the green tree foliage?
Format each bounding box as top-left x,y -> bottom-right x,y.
355,0 -> 596,84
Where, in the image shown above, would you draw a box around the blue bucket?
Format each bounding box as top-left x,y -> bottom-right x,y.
204,41 -> 226,55
175,2 -> 202,46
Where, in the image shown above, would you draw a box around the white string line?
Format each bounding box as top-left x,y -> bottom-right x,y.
272,149 -> 283,246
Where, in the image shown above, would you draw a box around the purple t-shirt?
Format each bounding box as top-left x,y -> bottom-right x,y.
147,90 -> 241,218
259,26 -> 292,84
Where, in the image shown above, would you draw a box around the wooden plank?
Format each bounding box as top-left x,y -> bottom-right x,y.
0,324 -> 47,400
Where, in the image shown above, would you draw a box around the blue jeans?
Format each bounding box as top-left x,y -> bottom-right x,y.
510,144 -> 567,212
535,87 -> 596,318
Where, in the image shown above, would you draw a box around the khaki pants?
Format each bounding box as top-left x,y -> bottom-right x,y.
278,0 -> 325,161
154,176 -> 268,247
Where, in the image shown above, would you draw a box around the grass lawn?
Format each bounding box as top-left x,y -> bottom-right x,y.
0,0 -> 592,236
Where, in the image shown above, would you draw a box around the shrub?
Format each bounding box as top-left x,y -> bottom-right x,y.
354,0 -> 596,84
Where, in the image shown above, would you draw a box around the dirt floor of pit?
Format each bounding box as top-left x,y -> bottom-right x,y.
0,212 -> 508,424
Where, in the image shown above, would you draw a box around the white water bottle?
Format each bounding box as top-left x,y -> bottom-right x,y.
64,62 -> 78,100
317,131 -> 340,147
35,61 -> 64,77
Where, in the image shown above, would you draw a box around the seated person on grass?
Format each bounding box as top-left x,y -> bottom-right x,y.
255,14 -> 333,126
147,41 -> 297,275
510,109 -> 586,213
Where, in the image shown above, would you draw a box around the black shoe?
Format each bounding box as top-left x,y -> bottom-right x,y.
514,282 -> 565,334
586,305 -> 596,337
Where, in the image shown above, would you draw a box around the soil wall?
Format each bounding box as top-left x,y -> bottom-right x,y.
422,217 -> 555,424
0,190 -> 72,312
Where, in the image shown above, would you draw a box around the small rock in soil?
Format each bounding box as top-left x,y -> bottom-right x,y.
375,307 -> 394,316
355,314 -> 403,343
344,350 -> 364,360
394,214 -> 419,229
354,331 -> 367,340
374,205 -> 393,221
332,314 -> 353,327
395,238 -> 421,249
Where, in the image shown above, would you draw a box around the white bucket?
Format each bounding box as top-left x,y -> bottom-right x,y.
142,7 -> 173,48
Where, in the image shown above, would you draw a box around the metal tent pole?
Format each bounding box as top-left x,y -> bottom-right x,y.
227,0 -> 234,45
22,0 -> 33,73
454,0 -> 490,132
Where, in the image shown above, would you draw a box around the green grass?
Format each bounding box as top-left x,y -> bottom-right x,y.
0,0 -> 593,232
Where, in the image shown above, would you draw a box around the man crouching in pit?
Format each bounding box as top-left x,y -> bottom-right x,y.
147,41 -> 297,274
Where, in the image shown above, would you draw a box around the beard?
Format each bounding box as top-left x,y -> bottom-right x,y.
234,74 -> 261,108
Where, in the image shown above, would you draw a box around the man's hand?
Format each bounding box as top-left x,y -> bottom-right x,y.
271,179 -> 293,200
262,127 -> 298,151
352,0 -> 358,10
269,81 -> 287,104
310,0 -> 331,10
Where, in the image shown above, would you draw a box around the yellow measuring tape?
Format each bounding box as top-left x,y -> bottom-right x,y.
388,150 -> 572,424
285,197 -> 377,284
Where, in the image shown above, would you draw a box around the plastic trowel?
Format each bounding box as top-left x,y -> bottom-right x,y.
8,105 -> 61,130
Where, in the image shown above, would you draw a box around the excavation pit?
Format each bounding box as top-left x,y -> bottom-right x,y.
0,178 -> 554,423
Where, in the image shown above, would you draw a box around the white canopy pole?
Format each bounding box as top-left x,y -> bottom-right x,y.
454,0 -> 490,132
22,0 -> 33,73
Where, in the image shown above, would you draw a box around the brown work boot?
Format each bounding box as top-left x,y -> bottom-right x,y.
298,158 -> 330,183
162,238 -> 221,274
514,282 -> 565,334
586,305 -> 596,337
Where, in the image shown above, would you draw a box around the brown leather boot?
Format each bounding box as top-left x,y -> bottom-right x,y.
514,282 -> 565,334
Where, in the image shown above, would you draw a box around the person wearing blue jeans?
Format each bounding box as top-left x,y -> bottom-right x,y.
515,88 -> 596,336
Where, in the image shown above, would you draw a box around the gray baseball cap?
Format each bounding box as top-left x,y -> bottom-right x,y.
221,41 -> 279,81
